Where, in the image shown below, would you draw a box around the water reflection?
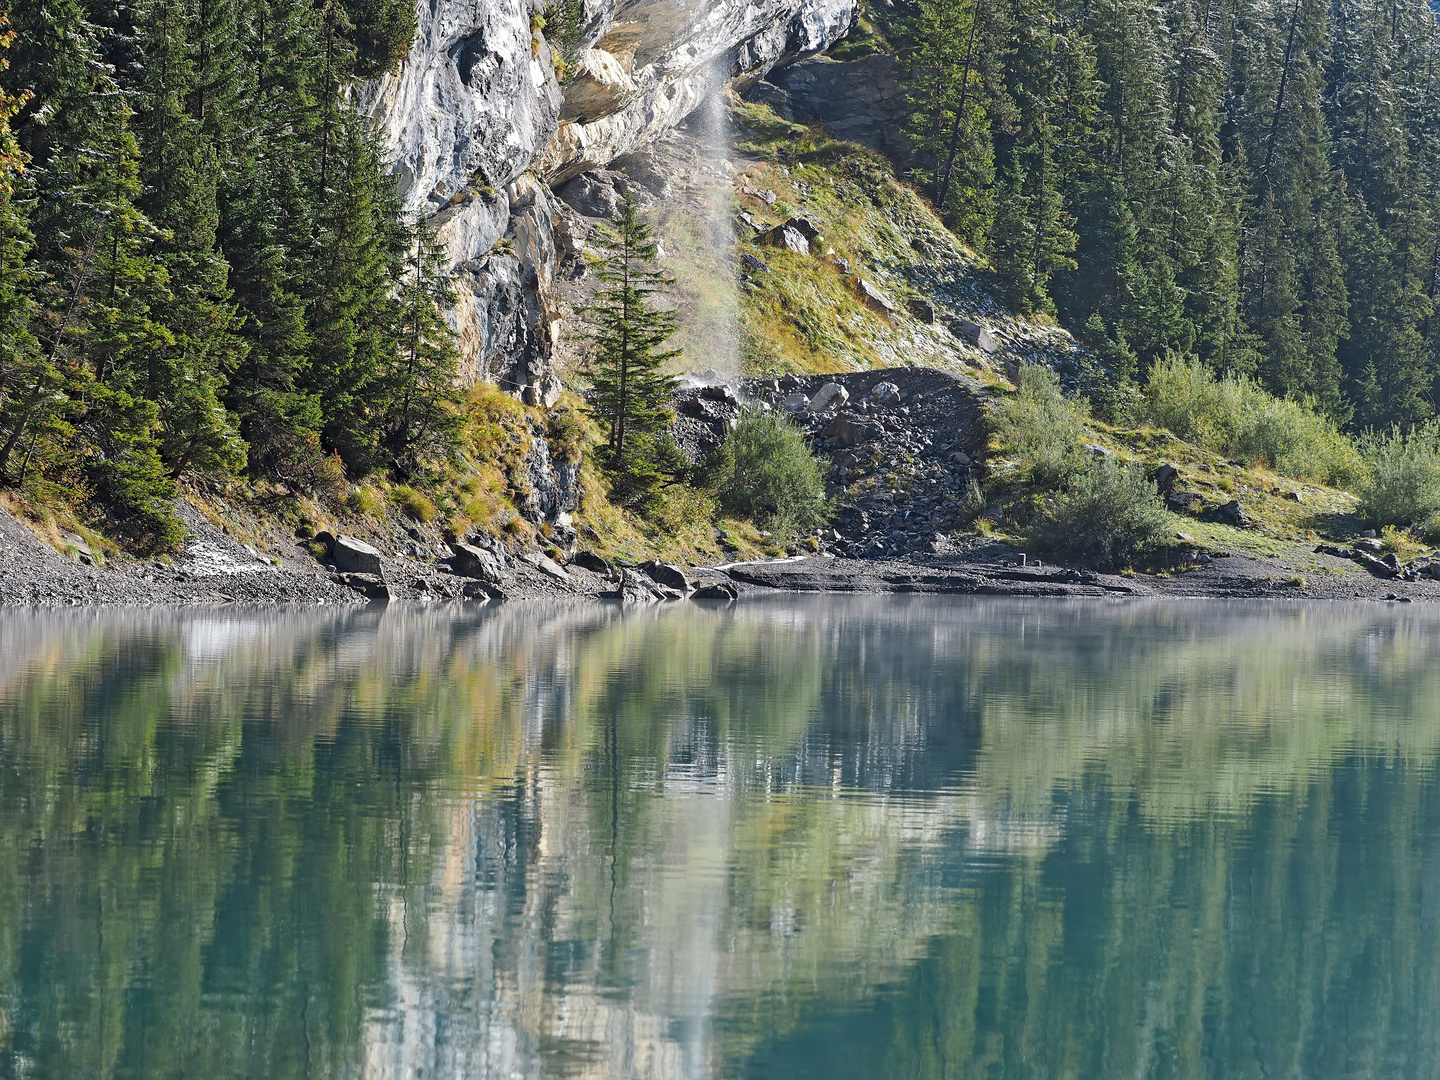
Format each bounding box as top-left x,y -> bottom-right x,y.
1,600 -> 1439,1078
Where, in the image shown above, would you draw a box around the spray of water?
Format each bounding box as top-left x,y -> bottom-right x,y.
672,67 -> 741,382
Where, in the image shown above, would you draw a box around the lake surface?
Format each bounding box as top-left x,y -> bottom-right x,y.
1,599 -> 1439,1079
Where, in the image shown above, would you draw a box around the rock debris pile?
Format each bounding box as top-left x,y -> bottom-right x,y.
672,366 -> 988,557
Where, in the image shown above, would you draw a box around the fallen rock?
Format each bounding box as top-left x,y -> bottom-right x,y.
570,550 -> 612,575
617,569 -> 663,604
908,297 -> 937,323
780,390 -> 811,411
1353,550 -> 1400,578
700,383 -> 742,408
338,573 -> 389,600
522,551 -> 570,581
453,543 -> 504,584
857,278 -> 895,316
869,381 -> 901,406
1354,537 -> 1384,553
822,412 -> 884,447
1154,464 -> 1180,490
1214,500 -> 1248,526
1167,491 -> 1204,511
462,580 -> 505,600
693,581 -> 738,600
332,536 -> 383,576
741,252 -> 769,273
785,216 -> 823,240
641,560 -> 693,592
951,319 -> 999,353
764,224 -> 810,255
807,382 -> 850,413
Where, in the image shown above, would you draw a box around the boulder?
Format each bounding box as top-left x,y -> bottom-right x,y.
642,560 -> 693,592
952,319 -> 999,353
332,535 -> 383,576
741,252 -> 769,273
856,278 -> 895,316
868,381 -> 901,406
780,390 -> 811,411
693,581 -> 738,600
1354,537 -> 1384,553
570,550 -> 612,575
1154,464 -> 1180,490
453,543 -> 504,584
1353,550 -> 1400,578
700,383 -> 742,408
522,551 -> 570,581
338,573 -> 390,600
1214,500 -> 1248,526
785,216 -> 823,241
822,412 -> 883,447
908,297 -> 937,323
617,569 -> 664,604
1167,491 -> 1205,511
807,382 -> 850,413
764,224 -> 810,255
463,580 -> 506,600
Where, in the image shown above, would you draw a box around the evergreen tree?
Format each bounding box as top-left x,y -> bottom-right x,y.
581,192 -> 683,508
902,0 -> 1006,244
376,215 -> 461,477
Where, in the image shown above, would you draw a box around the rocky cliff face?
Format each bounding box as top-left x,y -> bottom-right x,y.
360,0 -> 858,403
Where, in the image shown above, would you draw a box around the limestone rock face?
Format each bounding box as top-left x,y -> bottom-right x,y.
358,0 -> 560,211
540,0 -> 858,183
360,0 -> 858,426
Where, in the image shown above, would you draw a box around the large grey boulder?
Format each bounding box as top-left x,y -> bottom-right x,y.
332,536 -> 383,576
452,543 -> 504,584
764,224 -> 811,255
808,382 -> 850,413
857,279 -> 895,317
642,561 -> 693,592
868,381 -> 901,406
952,319 -> 999,353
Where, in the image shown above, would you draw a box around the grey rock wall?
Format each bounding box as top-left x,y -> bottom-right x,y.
361,0 -> 858,408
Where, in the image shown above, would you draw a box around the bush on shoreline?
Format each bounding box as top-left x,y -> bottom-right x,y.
1035,458 -> 1171,567
710,408 -> 829,541
1142,356 -> 1363,488
1357,422 -> 1440,531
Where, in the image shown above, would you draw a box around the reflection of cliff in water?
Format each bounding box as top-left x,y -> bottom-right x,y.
1,602 -> 1440,1078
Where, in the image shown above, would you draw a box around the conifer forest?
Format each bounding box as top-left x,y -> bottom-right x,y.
3,0 -> 1440,547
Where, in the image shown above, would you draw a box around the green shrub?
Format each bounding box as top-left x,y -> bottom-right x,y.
1035,458 -> 1171,567
1357,422 -> 1440,528
393,486 -> 438,523
346,485 -> 384,517
711,407 -> 829,540
991,363 -> 1088,488
1143,355 -> 1363,487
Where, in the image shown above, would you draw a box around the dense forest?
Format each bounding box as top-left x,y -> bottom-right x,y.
0,0 -> 455,548
899,0 -> 1440,427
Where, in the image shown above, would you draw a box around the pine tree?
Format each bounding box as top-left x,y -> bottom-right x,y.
581,191 -> 683,508
902,0 -> 1005,245
376,215 -> 461,477
133,0 -> 247,478
0,13 -> 42,485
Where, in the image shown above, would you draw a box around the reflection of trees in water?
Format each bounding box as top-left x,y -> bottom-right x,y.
1,602 -> 1439,1078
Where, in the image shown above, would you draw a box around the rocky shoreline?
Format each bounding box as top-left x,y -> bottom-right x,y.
5,498 -> 1440,605
5,364 -> 1440,607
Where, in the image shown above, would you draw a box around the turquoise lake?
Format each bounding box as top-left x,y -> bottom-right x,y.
1,599 -> 1438,1078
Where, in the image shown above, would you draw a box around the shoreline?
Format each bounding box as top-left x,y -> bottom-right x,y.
5,498 -> 1438,605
